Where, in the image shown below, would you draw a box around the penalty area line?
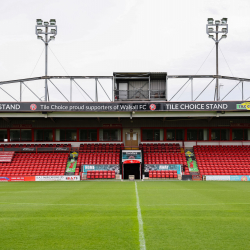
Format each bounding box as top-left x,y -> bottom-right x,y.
135,181 -> 146,250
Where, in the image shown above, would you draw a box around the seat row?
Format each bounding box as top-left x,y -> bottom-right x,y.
77,152 -> 120,166
148,170 -> 178,178
140,143 -> 181,147
144,153 -> 187,165
13,153 -> 69,158
86,170 -> 116,179
0,163 -> 66,176
79,143 -> 124,153
194,145 -> 250,149
0,152 -> 15,162
0,170 -> 65,176
77,160 -> 119,166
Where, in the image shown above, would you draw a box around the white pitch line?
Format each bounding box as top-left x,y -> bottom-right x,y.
135,182 -> 146,250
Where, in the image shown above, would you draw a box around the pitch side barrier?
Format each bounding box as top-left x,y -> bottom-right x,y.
205,175 -> 250,181
0,176 -> 80,182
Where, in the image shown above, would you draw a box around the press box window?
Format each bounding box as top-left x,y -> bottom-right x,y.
166,129 -> 184,141
99,129 -> 121,141
79,129 -> 97,141
34,129 -> 53,141
187,129 -> 208,141
142,129 -> 164,141
55,129 -> 77,141
0,130 -> 7,142
10,129 -> 32,141
211,129 -> 229,140
232,129 -> 250,140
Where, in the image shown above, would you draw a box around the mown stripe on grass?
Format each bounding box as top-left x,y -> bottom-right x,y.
1,202 -> 250,207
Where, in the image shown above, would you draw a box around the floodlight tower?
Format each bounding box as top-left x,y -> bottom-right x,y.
206,18 -> 228,101
36,19 -> 57,101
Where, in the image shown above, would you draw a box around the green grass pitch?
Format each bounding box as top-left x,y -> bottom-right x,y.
0,181 -> 250,249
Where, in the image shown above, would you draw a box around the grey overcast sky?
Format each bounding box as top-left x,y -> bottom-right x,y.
1,0 -> 250,102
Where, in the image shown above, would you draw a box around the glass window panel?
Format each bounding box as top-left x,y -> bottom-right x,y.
34,130 -> 43,141
100,129 -> 121,141
221,129 -> 229,141
244,129 -> 249,141
34,129 -> 53,141
197,129 -> 204,140
154,130 -> 160,141
59,129 -> 77,141
79,129 -> 97,141
176,129 -> 184,140
126,133 -> 130,140
167,129 -> 175,140
21,129 -> 32,141
187,129 -> 197,140
133,133 -> 137,140
89,129 -> 97,141
65,129 -> 77,141
0,130 -> 7,142
79,130 -> 88,141
142,130 -> 153,141
44,129 -> 53,141
232,129 -> 243,140
10,129 -> 20,141
211,129 -> 220,140
60,129 -> 66,141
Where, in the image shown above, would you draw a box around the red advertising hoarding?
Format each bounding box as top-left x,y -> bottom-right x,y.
0,176 -> 36,182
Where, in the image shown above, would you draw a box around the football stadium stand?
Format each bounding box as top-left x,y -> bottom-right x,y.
195,145 -> 250,176
0,152 -> 68,176
1,73 -> 250,181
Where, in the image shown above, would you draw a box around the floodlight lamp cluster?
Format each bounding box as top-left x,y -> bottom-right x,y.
36,19 -> 57,43
206,18 -> 228,42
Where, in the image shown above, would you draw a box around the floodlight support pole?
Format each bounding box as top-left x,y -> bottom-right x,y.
216,25 -> 219,101
207,19 -> 228,101
45,26 -> 48,102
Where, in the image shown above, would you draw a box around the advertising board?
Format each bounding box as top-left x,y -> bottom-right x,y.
35,176 -> 80,181
144,164 -> 181,175
1,101 -> 249,112
206,175 -> 250,181
230,175 -> 250,181
82,164 -> 120,173
206,175 -> 230,181
0,176 -> 35,182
